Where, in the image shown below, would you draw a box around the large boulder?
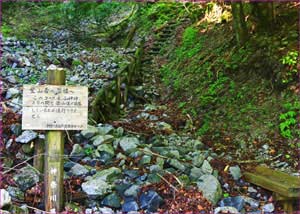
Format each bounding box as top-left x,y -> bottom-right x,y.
81,125 -> 99,139
197,174 -> 222,205
81,167 -> 121,196
69,164 -> 89,176
13,166 -> 40,191
119,137 -> 139,153
15,130 -> 37,144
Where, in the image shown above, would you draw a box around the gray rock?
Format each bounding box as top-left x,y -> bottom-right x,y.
242,196 -> 259,208
124,185 -> 140,198
82,179 -> 111,196
5,88 -> 20,99
93,135 -> 114,146
13,166 -> 40,191
70,75 -> 80,82
275,162 -> 289,168
90,167 -> 121,182
139,190 -> 163,212
229,165 -> 242,181
247,187 -> 257,193
21,56 -> 31,66
192,152 -> 205,167
101,193 -> 121,208
122,198 -> 139,212
5,139 -> 13,150
201,160 -> 213,175
6,186 -> 24,201
149,115 -> 159,121
167,150 -> 180,159
219,196 -> 244,211
156,157 -> 164,168
169,159 -> 185,172
99,207 -> 114,214
214,206 -> 239,214
70,164 -> 89,176
262,144 -> 269,151
262,203 -> 274,213
115,127 -> 124,137
9,97 -> 22,111
156,122 -> 173,133
64,161 -> 75,171
144,104 -> 157,111
197,174 -> 222,205
97,144 -> 115,156
190,167 -> 203,180
186,139 -> 204,150
119,137 -> 139,153
85,208 -> 93,214
70,144 -> 85,158
6,76 -> 17,84
139,155 -> 151,165
149,165 -> 162,173
81,125 -> 99,139
137,112 -> 150,119
15,130 -> 37,144
0,189 -> 11,208
97,124 -> 114,135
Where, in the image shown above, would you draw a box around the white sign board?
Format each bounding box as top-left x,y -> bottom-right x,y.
22,85 -> 88,130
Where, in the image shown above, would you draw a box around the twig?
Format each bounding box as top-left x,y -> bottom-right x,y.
156,173 -> 179,192
2,153 -> 78,175
65,130 -> 74,146
14,203 -> 51,214
183,3 -> 191,14
139,148 -> 168,159
2,153 -> 45,175
125,129 -> 147,136
235,154 -> 282,164
5,100 -> 23,107
290,2 -> 300,8
166,171 -> 183,188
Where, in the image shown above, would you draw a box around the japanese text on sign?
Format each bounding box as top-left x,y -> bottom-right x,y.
22,85 -> 88,130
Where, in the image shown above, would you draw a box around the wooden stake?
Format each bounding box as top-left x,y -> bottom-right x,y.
33,139 -> 44,173
44,66 -> 65,213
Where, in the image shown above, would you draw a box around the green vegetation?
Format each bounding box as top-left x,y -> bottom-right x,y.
280,51 -> 299,84
279,102 -> 300,140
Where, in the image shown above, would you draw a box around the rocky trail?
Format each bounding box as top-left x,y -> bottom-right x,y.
0,25 -> 298,214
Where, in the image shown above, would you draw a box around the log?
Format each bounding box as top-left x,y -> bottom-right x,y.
244,166 -> 300,214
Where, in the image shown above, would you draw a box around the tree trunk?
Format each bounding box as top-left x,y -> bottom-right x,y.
251,2 -> 275,32
231,2 -> 249,46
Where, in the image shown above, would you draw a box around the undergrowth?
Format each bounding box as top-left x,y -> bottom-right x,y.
159,10 -> 299,148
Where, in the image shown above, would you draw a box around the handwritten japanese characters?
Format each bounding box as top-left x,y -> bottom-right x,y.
22,85 -> 88,130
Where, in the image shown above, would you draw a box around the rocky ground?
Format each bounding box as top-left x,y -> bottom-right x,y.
0,32 -> 298,214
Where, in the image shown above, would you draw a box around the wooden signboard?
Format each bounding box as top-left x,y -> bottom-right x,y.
22,85 -> 88,130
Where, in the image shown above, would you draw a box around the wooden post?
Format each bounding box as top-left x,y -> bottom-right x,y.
44,66 -> 65,213
33,139 -> 44,173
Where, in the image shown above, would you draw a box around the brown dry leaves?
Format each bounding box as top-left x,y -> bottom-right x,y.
142,174 -> 213,214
